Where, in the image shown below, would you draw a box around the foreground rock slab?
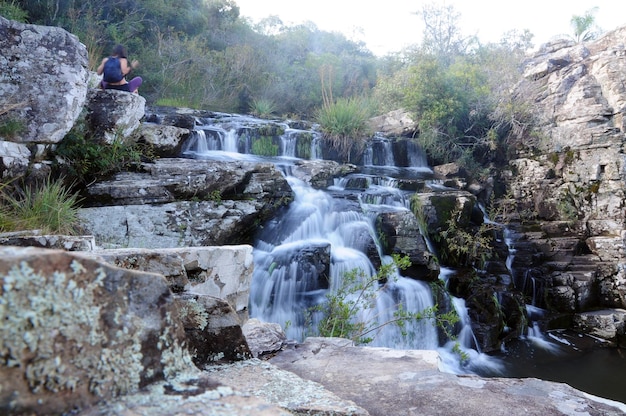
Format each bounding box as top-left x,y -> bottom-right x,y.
0,246 -> 194,415
207,359 -> 368,415
270,338 -> 626,416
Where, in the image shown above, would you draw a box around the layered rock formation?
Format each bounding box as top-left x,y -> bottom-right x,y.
504,27 -> 626,343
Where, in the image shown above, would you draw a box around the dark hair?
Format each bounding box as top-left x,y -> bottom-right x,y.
112,44 -> 127,58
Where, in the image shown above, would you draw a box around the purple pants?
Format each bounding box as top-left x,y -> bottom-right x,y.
101,77 -> 143,93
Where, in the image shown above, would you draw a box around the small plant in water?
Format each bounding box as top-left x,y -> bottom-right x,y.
311,254 -> 459,345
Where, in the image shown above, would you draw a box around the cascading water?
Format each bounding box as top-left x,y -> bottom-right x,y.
184,115 -> 502,373
178,114 -> 626,404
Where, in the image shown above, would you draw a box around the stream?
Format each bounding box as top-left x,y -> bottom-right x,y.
181,114 -> 626,404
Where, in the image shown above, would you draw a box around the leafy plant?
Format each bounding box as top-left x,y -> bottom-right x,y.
435,207 -> 498,269
54,120 -> 146,184
0,117 -> 25,139
312,254 -> 459,345
250,98 -> 277,118
251,136 -> 279,157
0,177 -> 82,235
0,0 -> 28,22
315,97 -> 372,162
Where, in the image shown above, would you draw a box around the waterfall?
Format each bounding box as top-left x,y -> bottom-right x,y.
249,175 -> 441,348
184,115 -> 494,367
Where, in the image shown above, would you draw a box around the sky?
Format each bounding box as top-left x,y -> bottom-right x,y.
235,0 -> 626,55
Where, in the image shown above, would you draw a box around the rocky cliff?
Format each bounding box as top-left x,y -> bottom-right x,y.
503,27 -> 626,342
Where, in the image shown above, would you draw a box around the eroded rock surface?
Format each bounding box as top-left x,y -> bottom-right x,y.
0,246 -> 195,415
270,337 -> 626,416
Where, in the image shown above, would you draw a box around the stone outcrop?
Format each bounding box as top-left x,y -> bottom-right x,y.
505,27 -> 626,344
504,26 -> 626,339
174,293 -> 252,366
90,246 -> 253,317
79,158 -> 294,247
0,246 -> 195,415
269,337 -> 626,416
0,16 -> 89,145
86,89 -> 146,143
367,108 -> 417,137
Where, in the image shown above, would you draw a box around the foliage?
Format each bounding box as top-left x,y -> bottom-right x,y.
571,7 -> 600,42
251,136 -> 279,157
312,254 -> 459,345
0,117 -> 25,139
54,119 -> 146,185
434,207 -> 498,269
0,0 -> 28,22
315,76 -> 373,162
249,98 -> 277,118
0,101 -> 27,139
0,178 -> 82,234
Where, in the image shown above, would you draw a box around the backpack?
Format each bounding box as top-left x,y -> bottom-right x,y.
103,56 -> 124,83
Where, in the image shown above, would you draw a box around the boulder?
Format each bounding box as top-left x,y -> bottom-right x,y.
242,318 -> 289,358
174,293 -> 252,366
0,17 -> 89,145
90,246 -> 253,318
0,140 -> 30,178
0,246 -> 195,415
367,109 -> 417,137
86,89 -> 146,143
79,158 -> 294,247
372,208 -> 439,280
137,122 -> 190,157
572,309 -> 626,342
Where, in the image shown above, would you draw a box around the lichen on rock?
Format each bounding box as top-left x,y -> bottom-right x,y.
0,246 -> 194,415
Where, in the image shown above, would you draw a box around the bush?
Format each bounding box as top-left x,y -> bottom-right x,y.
312,255 -> 459,345
250,98 -> 277,118
0,178 -> 82,235
54,121 -> 147,184
0,1 -> 28,22
0,117 -> 26,139
315,97 -> 373,162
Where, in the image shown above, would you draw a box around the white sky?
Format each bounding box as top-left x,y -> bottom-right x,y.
235,0 -> 626,55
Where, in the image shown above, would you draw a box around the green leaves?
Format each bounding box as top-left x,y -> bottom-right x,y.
312,254 -> 459,346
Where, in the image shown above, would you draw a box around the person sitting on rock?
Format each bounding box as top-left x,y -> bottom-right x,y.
97,44 -> 142,93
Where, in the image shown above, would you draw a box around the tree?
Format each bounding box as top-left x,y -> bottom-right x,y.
416,2 -> 475,65
571,7 -> 601,43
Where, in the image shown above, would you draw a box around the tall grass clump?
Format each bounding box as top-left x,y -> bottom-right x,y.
0,178 -> 82,235
250,98 -> 277,119
315,97 -> 372,161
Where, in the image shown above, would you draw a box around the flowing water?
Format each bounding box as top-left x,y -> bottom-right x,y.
181,115 -> 626,403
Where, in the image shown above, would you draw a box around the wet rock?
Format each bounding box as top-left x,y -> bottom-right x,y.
137,122 -> 190,157
270,337 -> 626,416
572,309 -> 626,342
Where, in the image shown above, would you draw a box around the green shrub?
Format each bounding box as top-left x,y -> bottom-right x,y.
0,178 -> 82,235
55,122 -> 146,184
250,98 -> 277,119
315,97 -> 373,161
0,1 -> 28,22
311,255 -> 459,345
0,117 -> 26,139
251,136 -> 279,157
